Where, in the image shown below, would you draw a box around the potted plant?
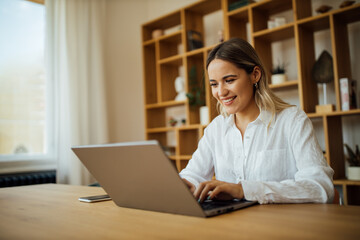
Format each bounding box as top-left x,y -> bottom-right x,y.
186,66 -> 209,125
186,66 -> 205,106
344,144 -> 360,180
271,62 -> 287,85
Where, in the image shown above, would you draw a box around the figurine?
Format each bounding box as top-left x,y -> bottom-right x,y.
174,76 -> 186,101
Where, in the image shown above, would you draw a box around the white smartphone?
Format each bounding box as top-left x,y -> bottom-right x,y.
78,194 -> 111,203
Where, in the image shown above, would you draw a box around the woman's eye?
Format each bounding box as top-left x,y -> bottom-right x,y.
225,79 -> 235,83
210,82 -> 218,87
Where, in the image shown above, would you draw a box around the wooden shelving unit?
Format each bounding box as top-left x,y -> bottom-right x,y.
142,0 -> 360,205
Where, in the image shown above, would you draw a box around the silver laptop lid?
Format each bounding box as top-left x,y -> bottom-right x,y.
72,140 -> 206,217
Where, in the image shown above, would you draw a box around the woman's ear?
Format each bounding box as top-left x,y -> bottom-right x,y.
252,66 -> 261,84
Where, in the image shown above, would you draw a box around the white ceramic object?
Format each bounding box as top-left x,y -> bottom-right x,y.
267,20 -> 276,29
200,106 -> 209,125
348,166 -> 360,181
274,17 -> 286,27
271,74 -> 287,85
174,76 -> 186,101
152,29 -> 163,39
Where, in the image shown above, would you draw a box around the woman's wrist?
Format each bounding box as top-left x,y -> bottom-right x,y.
237,183 -> 244,199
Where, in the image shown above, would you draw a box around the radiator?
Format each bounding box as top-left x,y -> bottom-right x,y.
0,171 -> 56,188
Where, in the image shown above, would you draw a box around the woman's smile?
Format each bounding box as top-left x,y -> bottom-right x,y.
221,96 -> 237,105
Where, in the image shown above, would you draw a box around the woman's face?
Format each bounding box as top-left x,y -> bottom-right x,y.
208,59 -> 257,115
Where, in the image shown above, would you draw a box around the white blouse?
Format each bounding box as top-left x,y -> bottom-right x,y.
179,106 -> 334,204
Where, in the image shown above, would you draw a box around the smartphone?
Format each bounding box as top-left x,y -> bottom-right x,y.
78,194 -> 111,203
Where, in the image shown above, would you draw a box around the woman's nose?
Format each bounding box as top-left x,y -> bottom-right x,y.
218,84 -> 228,97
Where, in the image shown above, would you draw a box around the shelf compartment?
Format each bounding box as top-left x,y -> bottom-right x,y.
297,3 -> 360,27
159,31 -> 183,60
251,0 -> 294,33
254,30 -> 296,87
346,185 -> 360,205
184,0 -> 223,52
297,14 -> 330,32
146,131 -> 175,150
178,128 -> 201,156
227,5 -> 249,40
296,15 -> 333,113
269,80 -> 298,89
146,108 -> 166,129
253,23 -> 295,42
331,5 -> 360,112
332,3 -> 360,24
146,100 -> 186,109
334,180 -> 360,206
142,11 -> 181,42
159,57 -> 183,102
143,43 -> 157,104
186,52 -> 206,125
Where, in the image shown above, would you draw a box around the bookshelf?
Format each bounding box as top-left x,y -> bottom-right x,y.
142,0 -> 360,205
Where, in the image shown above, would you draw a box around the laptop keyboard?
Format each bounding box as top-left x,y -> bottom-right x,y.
200,199 -> 243,210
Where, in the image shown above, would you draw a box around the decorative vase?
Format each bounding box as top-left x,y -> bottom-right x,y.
271,74 -> 287,85
152,29 -> 163,39
200,106 -> 209,125
348,166 -> 360,181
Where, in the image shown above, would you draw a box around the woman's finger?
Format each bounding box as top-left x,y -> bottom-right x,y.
210,183 -> 244,200
198,183 -> 215,202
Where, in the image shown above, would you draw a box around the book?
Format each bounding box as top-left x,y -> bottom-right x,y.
340,78 -> 357,111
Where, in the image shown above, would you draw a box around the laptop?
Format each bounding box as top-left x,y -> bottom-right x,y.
72,140 -> 256,217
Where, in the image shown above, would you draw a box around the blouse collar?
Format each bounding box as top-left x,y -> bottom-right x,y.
224,108 -> 276,133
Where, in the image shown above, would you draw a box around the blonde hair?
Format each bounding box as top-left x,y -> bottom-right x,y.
207,38 -> 292,124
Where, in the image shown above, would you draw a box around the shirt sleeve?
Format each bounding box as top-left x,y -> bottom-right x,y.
241,110 -> 335,204
179,125 -> 215,188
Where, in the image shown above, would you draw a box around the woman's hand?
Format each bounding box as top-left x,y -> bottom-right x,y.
194,180 -> 244,203
182,178 -> 196,194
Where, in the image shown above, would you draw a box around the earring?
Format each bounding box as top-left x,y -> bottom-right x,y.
254,82 -> 258,89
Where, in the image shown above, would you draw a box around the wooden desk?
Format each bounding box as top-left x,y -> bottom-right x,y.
0,184 -> 359,239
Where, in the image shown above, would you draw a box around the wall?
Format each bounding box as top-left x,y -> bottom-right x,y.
105,0 -> 197,143
105,0 -> 147,143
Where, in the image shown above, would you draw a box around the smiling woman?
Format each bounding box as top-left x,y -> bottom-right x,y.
179,38 -> 335,204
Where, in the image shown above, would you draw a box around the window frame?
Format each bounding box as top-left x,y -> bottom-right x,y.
0,0 -> 56,173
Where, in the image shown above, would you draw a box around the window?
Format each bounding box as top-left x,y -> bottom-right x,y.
0,0 -> 53,163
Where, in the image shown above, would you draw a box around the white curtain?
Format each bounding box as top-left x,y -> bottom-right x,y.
46,0 -> 108,185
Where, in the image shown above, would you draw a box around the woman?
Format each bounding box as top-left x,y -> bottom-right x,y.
179,38 -> 334,204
